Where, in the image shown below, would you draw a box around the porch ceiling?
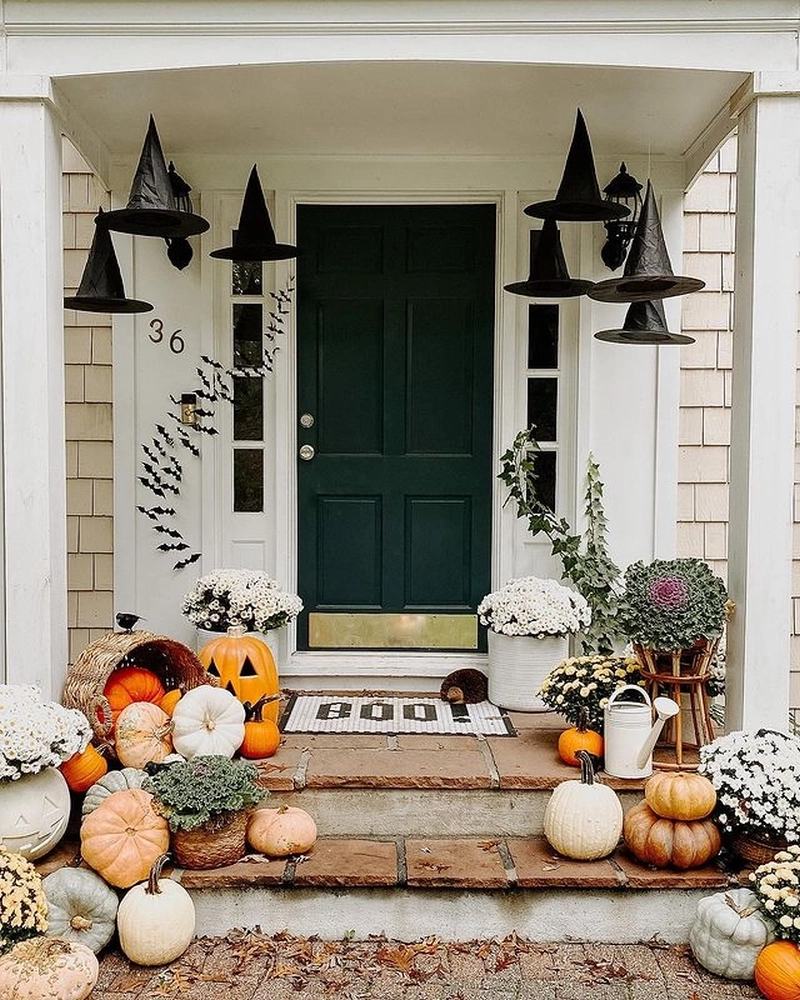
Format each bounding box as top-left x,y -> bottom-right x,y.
56,61 -> 745,162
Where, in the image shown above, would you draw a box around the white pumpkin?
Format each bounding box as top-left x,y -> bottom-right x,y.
117,854 -> 196,966
543,751 -> 623,861
0,937 -> 99,1000
689,887 -> 776,980
81,767 -> 148,819
171,686 -> 245,759
42,867 -> 119,954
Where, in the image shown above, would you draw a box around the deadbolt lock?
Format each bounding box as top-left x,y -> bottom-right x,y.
299,412 -> 315,428
299,444 -> 316,461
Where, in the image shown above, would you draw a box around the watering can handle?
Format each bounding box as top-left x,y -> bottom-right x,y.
606,683 -> 652,709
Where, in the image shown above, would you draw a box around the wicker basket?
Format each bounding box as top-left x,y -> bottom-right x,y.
62,630 -> 210,744
730,833 -> 788,869
170,810 -> 249,869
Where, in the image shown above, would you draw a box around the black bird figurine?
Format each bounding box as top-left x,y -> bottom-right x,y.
116,612 -> 145,633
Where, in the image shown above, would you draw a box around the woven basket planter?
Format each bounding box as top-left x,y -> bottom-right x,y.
170,810 -> 249,869
62,630 -> 210,747
731,832 -> 788,869
633,638 -> 718,679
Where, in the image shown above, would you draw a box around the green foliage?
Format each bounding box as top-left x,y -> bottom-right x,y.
144,755 -> 264,832
498,428 -> 621,654
618,557 -> 728,650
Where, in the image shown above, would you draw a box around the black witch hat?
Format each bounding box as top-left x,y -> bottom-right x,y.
209,165 -> 297,261
524,110 -> 630,223
504,219 -> 594,298
64,211 -> 153,314
103,116 -> 209,239
594,299 -> 694,345
589,181 -> 705,302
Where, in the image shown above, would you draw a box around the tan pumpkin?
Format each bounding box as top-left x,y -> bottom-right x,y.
623,800 -> 721,869
644,770 -> 717,821
114,701 -> 174,768
80,787 -> 170,888
0,937 -> 99,1000
247,804 -> 317,857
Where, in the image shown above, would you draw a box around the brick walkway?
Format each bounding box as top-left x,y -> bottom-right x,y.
90,933 -> 760,999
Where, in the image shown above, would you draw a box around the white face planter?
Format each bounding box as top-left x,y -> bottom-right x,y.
0,767 -> 71,859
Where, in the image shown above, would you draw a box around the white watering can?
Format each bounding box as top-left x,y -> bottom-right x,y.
603,684 -> 680,779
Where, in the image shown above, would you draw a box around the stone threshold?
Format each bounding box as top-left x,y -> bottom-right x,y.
171,835 -> 731,893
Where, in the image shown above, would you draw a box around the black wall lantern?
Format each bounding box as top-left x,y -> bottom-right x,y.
600,163 -> 643,270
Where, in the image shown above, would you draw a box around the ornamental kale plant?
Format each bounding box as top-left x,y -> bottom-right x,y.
144,756 -> 264,832
618,558 -> 728,650
699,729 -> 800,842
498,428 -> 621,654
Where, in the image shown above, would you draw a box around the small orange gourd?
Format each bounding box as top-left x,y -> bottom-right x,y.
59,744 -> 108,793
240,696 -> 281,759
158,689 -> 182,717
755,941 -> 800,1000
80,788 -> 170,888
103,666 -> 166,721
557,708 -> 604,767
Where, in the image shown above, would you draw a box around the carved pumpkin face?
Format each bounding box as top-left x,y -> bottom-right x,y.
0,768 -> 71,860
198,632 -> 279,721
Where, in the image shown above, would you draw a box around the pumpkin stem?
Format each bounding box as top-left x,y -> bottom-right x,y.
146,853 -> 172,895
245,694 -> 281,722
227,625 -> 248,637
575,750 -> 596,785
577,706 -> 589,734
277,804 -> 289,815
70,915 -> 93,931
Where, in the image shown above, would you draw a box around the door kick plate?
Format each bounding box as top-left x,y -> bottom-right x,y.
308,612 -> 478,649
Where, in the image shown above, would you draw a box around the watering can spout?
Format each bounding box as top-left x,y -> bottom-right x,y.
635,696 -> 680,770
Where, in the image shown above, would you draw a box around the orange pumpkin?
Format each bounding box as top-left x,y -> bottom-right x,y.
756,942 -> 800,1000
644,770 -> 717,821
103,666 -> 166,721
114,702 -> 174,769
557,708 -> 604,767
623,800 -> 721,869
59,743 -> 108,793
240,696 -> 281,759
159,689 -> 182,717
199,628 -> 279,719
80,788 -> 170,888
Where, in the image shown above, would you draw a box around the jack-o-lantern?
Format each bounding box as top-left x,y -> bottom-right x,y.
198,627 -> 279,721
0,767 -> 71,860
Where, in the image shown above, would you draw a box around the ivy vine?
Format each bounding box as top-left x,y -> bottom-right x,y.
498,427 -> 622,654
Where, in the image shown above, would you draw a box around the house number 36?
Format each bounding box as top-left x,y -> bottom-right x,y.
149,318 -> 185,354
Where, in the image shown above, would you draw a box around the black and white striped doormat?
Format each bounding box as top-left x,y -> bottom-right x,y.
280,694 -> 515,736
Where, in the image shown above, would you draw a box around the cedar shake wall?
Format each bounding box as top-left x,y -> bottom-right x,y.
62,139 -> 114,661
680,132 -> 799,716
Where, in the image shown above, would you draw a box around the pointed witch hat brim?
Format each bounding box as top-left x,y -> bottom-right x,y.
589,181 -> 705,302
524,110 -> 631,223
103,116 -> 209,239
504,219 -> 594,298
210,165 -> 298,261
64,211 -> 153,314
594,299 -> 694,344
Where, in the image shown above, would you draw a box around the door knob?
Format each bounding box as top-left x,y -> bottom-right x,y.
299,444 -> 315,461
299,412 -> 315,428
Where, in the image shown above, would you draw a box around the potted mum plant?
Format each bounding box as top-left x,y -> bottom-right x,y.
478,576 -> 591,712
699,729 -> 800,866
0,686 -> 92,860
617,557 -> 728,677
144,755 -> 265,869
538,653 -> 645,733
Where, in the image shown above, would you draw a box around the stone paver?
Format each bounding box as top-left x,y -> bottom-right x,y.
280,732 -> 390,750
612,847 -> 729,889
405,837 -> 509,888
292,837 -> 398,886
304,748 -> 492,788
507,837 -> 622,888
177,854 -> 288,889
89,935 -> 761,1000
255,748 -> 305,790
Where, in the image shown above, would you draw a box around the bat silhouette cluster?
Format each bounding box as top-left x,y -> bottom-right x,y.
137,278 -> 294,570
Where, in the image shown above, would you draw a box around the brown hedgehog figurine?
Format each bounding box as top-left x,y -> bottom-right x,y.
439,669 -> 489,705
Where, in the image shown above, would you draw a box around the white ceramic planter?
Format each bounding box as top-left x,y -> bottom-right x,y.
0,767 -> 71,860
487,632 -> 569,712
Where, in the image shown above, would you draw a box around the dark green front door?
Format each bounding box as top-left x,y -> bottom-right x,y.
296,204 -> 495,650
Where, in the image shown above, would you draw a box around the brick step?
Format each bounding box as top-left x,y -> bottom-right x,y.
174,835 -> 732,944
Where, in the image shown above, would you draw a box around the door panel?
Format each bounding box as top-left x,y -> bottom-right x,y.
297,204 -> 495,650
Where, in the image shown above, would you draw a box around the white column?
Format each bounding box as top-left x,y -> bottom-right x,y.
726,73 -> 800,731
0,82 -> 67,697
